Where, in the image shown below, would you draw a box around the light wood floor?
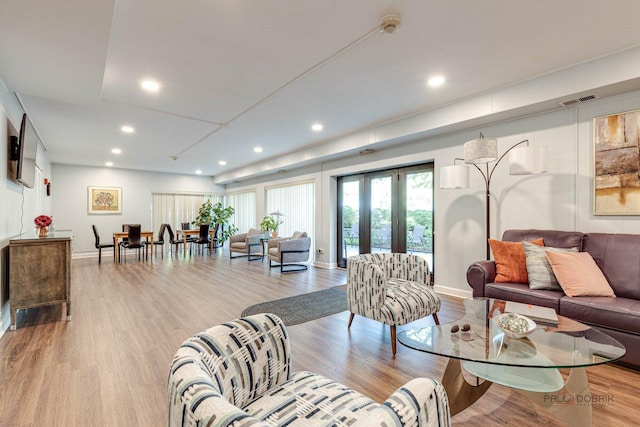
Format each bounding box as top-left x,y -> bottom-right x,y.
0,248 -> 638,426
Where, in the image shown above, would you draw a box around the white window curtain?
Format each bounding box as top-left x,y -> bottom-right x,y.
226,190 -> 256,232
151,193 -> 223,233
265,181 -> 315,262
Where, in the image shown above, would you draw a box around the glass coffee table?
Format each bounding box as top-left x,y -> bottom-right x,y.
398,298 -> 626,425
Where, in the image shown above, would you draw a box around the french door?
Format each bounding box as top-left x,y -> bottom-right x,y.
337,163 -> 434,269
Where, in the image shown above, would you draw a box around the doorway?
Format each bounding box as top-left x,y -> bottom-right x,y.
337,163 -> 434,269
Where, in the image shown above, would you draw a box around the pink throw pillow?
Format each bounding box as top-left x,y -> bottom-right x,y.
545,251 -> 615,297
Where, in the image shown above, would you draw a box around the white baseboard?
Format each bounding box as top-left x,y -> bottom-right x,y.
314,261 -> 337,269
434,284 -> 472,299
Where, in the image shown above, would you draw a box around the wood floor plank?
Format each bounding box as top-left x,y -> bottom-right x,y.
0,248 -> 637,426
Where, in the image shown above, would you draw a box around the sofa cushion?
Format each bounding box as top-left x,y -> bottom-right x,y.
523,242 -> 578,290
485,282 -> 563,312
489,238 -> 543,283
546,251 -> 615,297
560,296 -> 640,334
291,231 -> 308,239
503,229 -> 584,250
584,233 -> 640,300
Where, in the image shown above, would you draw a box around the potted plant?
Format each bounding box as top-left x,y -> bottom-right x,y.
212,202 -> 237,245
193,201 -> 238,246
193,200 -> 214,226
260,215 -> 282,238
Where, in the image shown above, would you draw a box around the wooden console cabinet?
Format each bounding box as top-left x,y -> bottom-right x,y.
9,231 -> 73,330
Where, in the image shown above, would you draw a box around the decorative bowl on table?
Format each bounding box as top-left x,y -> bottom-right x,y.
495,312 -> 537,339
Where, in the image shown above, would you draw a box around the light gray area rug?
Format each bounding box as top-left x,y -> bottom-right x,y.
241,287 -> 347,326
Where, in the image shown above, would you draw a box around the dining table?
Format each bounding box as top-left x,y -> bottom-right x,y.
113,231 -> 154,263
178,229 -> 217,254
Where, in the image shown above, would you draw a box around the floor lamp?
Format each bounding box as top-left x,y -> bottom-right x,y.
440,133 -> 548,260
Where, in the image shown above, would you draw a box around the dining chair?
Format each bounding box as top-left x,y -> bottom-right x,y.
147,224 -> 167,258
120,225 -> 144,263
92,224 -> 114,264
165,224 -> 184,257
181,221 -> 197,249
194,224 -> 210,254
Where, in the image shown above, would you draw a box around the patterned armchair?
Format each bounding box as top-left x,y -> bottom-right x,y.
229,228 -> 265,258
267,231 -> 311,272
347,253 -> 441,355
168,313 -> 451,426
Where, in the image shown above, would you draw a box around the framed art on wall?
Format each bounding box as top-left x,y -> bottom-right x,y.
594,109 -> 640,215
88,186 -> 122,214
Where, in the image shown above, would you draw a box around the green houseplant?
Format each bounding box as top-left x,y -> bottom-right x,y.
212,202 -> 237,245
193,201 -> 238,246
260,215 -> 282,238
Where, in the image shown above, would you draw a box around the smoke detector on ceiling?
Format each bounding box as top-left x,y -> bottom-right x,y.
379,14 -> 401,34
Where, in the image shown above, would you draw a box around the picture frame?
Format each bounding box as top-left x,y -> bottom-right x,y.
88,186 -> 122,214
593,109 -> 640,215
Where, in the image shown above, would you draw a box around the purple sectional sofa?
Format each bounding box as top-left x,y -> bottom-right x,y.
467,229 -> 640,368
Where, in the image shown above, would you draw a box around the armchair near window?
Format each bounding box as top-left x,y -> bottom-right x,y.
267,231 -> 311,272
229,228 -> 265,259
347,253 -> 441,355
168,313 -> 451,426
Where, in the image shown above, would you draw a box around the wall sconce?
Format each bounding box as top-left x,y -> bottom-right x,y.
440,133 -> 548,259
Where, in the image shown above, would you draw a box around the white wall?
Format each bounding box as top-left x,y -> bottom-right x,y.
51,165 -> 225,254
0,83 -> 52,334
228,90 -> 640,298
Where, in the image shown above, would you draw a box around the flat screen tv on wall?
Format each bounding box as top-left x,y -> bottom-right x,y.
15,113 -> 38,188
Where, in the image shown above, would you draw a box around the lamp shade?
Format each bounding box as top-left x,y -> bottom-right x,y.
440,165 -> 470,189
464,137 -> 498,164
509,146 -> 548,175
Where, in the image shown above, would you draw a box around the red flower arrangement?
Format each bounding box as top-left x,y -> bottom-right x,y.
34,215 -> 53,227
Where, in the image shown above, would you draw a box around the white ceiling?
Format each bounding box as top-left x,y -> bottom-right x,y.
2,1 -> 640,183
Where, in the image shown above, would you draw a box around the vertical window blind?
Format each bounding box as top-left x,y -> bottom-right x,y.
151,193 -> 223,232
265,181 -> 315,262
226,190 -> 256,232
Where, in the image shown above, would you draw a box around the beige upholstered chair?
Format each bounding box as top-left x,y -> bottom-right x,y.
168,313 -> 451,426
347,253 -> 441,355
229,228 -> 265,258
267,231 -> 311,272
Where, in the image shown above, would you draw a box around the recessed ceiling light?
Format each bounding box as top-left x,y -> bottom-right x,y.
105,161 -> 114,167
218,160 -> 227,166
311,123 -> 323,132
427,75 -> 446,87
253,147 -> 263,153
111,148 -> 122,154
121,125 -> 134,133
140,79 -> 160,92
195,170 -> 202,175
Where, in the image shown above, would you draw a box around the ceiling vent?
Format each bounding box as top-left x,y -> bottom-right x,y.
359,148 -> 376,155
559,94 -> 599,107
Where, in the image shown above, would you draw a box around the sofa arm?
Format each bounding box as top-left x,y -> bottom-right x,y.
229,233 -> 247,244
467,260 -> 496,297
357,378 -> 450,426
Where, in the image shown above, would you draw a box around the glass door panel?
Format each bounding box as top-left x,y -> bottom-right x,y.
370,175 -> 393,253
405,170 -> 434,271
341,180 -> 361,260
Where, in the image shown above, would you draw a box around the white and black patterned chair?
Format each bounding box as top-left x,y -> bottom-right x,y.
267,231 -> 311,272
347,253 -> 441,355
168,313 -> 450,426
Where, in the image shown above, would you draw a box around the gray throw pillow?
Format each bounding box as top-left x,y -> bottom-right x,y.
523,241 -> 578,290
